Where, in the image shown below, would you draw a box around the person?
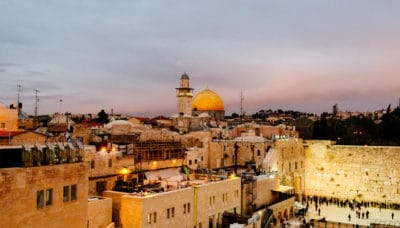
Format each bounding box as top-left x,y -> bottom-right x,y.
348,214 -> 351,221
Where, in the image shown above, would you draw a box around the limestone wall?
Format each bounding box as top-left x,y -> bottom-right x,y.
196,177 -> 242,227
88,196 -> 113,228
0,163 -> 88,228
120,187 -> 194,228
0,107 -> 18,131
209,140 -> 269,170
103,191 -> 129,227
274,138 -> 305,195
304,140 -> 400,203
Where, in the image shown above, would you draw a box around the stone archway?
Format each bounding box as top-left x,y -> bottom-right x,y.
277,211 -> 282,224
283,209 -> 288,220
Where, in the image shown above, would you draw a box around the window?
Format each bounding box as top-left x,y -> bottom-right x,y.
91,160 -> 95,169
289,163 -> 291,172
295,162 -> 298,170
234,190 -> 239,198
210,196 -> 215,206
37,190 -> 44,208
201,156 -> 203,161
96,181 -> 106,193
0,123 -> 5,129
147,213 -> 152,224
184,203 -> 190,214
108,159 -> 112,167
301,161 -> 303,168
153,212 -> 157,223
63,186 -> 69,202
46,189 -> 53,206
194,159 -> 197,164
222,193 -> 228,202
71,184 -> 77,201
257,150 -> 261,156
189,160 -> 192,165
167,207 -> 174,219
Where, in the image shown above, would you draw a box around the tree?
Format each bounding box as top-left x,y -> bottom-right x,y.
231,113 -> 239,118
97,109 -> 109,124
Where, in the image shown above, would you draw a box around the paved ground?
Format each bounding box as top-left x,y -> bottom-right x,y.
303,203 -> 400,227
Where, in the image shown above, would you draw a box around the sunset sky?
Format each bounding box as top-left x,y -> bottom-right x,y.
1,1 -> 400,117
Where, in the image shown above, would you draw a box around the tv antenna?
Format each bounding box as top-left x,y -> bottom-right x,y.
34,89 -> 40,128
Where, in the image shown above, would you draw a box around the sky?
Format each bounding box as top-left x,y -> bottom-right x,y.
1,1 -> 400,117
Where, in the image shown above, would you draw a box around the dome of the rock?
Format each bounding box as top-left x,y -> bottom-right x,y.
192,88 -> 224,111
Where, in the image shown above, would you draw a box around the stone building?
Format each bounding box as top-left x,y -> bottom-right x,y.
0,101 -> 18,132
104,175 -> 241,228
0,152 -> 88,227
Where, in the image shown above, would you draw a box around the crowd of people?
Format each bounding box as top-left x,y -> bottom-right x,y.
301,194 -> 398,223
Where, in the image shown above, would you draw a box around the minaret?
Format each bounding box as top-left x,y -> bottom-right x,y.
175,73 -> 194,116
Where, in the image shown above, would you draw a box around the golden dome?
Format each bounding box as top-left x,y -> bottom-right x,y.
192,88 -> 224,111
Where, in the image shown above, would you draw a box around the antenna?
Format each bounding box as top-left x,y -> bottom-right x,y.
17,84 -> 22,114
240,91 -> 244,119
34,89 -> 40,128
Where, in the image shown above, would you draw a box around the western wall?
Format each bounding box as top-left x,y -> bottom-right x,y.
304,140 -> 400,204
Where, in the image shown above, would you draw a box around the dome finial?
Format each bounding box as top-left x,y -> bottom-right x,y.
181,72 -> 189,80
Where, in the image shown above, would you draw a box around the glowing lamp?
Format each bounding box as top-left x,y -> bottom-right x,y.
119,167 -> 130,175
101,147 -> 107,152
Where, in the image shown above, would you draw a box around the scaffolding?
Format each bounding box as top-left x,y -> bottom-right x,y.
133,140 -> 185,162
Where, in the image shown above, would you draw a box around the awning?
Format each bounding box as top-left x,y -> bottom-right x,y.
272,185 -> 294,193
145,168 -> 181,181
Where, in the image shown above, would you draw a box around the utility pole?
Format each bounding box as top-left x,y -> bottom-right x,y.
34,89 -> 39,128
